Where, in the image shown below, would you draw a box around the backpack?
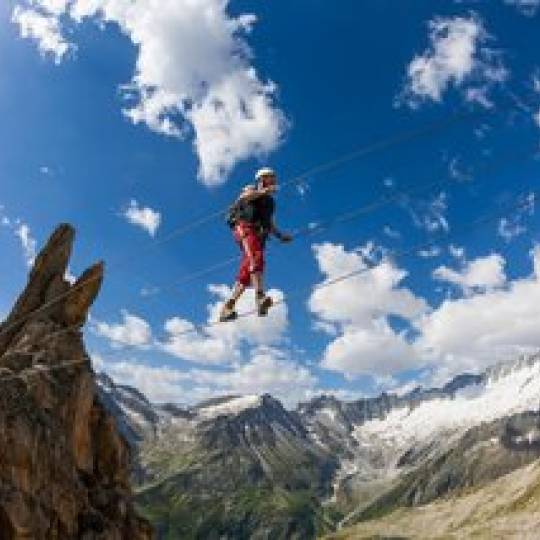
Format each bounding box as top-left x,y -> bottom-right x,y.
226,201 -> 240,229
226,195 -> 275,233
226,199 -> 253,229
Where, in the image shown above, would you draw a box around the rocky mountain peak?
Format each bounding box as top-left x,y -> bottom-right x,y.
0,224 -> 152,539
0,224 -> 102,357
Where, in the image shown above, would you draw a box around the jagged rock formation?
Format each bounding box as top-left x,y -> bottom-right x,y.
0,224 -> 153,539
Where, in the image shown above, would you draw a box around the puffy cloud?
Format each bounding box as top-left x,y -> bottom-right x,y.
433,253 -> 507,294
219,348 -> 318,406
93,347 -> 318,406
159,316 -> 240,366
309,242 -> 427,379
309,243 -> 427,327
321,320 -> 419,378
205,284 -> 288,347
94,279 -> 288,367
158,283 -> 288,365
92,354 -> 200,404
95,310 -> 152,347
122,199 -> 161,237
12,4 -> 72,64
399,15 -> 507,108
309,241 -> 540,386
12,0 -> 287,184
416,246 -> 540,375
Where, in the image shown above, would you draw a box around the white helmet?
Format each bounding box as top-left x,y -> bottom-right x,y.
255,167 -> 276,181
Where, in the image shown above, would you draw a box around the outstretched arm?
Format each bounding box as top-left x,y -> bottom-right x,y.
271,219 -> 293,243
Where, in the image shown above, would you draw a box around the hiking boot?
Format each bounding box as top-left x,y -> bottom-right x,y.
256,292 -> 273,317
219,300 -> 238,322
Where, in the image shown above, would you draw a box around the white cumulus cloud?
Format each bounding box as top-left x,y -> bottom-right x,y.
321,320 -> 419,378
309,242 -> 428,378
433,253 -> 507,294
158,283 -> 289,365
95,310 -> 152,347
12,0 -> 287,185
309,241 -> 540,386
417,246 -> 540,376
93,347 -> 317,406
399,14 -> 507,108
94,280 -> 288,367
12,4 -> 72,64
122,199 -> 161,236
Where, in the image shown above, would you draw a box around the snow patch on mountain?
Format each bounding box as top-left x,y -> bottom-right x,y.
196,394 -> 263,419
354,354 -> 540,460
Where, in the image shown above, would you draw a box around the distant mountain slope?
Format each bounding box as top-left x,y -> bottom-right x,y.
297,353 -> 540,516
351,410 -> 540,526
97,372 -> 161,446
96,351 -> 540,539
326,459 -> 540,539
135,394 -> 339,539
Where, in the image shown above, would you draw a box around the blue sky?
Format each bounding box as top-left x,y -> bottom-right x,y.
2,0 -> 540,405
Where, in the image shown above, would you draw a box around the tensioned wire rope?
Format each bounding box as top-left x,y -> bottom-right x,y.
125,94 -> 540,300
53,146 -> 524,350
0,141 -> 537,363
96,105 -> 485,294
119,107 -> 484,265
118,187 -> 540,339
111,90 -> 540,270
2,90 -> 540,353
83,147 -> 538,363
0,105 -> 503,343
137,145 -> 540,300
1,183 -> 538,384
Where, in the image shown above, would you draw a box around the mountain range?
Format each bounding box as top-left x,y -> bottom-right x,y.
97,351 -> 540,539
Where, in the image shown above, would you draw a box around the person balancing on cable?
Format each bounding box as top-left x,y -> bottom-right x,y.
219,167 -> 293,322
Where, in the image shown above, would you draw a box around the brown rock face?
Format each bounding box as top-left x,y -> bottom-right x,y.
0,224 -> 153,539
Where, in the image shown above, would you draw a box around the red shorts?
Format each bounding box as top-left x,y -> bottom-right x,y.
234,221 -> 265,286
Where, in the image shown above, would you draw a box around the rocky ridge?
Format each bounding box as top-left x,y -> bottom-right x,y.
0,224 -> 152,539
